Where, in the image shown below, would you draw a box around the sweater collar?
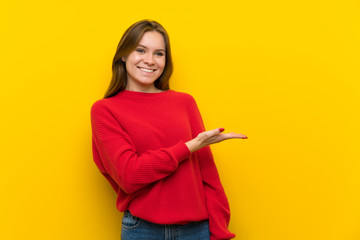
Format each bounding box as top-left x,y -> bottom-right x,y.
114,89 -> 173,99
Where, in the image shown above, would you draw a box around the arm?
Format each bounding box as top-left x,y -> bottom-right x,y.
90,101 -> 190,194
185,96 -> 246,240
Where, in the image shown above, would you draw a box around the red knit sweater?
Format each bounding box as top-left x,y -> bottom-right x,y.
90,89 -> 235,240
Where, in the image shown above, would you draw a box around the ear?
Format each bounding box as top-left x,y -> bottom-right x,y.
121,56 -> 126,62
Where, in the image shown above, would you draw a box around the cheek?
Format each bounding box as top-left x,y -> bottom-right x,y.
126,54 -> 141,66
158,59 -> 166,69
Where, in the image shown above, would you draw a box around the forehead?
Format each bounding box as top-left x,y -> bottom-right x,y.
138,31 -> 165,50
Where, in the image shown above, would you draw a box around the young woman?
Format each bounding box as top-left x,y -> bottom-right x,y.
90,19 -> 247,240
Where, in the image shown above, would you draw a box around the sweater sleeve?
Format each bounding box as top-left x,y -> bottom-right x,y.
90,101 -> 190,194
186,96 -> 236,240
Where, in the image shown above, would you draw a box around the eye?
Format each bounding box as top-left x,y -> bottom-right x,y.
155,52 -> 164,57
136,48 -> 145,53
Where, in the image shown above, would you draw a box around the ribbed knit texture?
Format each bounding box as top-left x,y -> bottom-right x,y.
90,90 -> 235,240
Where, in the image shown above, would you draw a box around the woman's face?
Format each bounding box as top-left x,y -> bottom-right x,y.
123,31 -> 166,91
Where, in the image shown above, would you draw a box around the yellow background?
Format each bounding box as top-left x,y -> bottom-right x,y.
1,0 -> 359,239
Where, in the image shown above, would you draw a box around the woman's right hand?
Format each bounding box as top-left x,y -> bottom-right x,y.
185,128 -> 248,153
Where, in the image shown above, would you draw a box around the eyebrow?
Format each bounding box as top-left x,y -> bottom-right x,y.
138,44 -> 165,52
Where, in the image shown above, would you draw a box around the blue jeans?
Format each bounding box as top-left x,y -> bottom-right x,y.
121,211 -> 210,240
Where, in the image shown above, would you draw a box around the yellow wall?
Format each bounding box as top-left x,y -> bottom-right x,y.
1,0 -> 359,239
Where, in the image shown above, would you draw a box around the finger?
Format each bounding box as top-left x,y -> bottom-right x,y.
206,128 -> 225,137
223,133 -> 248,139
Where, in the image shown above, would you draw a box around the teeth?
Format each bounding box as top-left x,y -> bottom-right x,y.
139,67 -> 155,73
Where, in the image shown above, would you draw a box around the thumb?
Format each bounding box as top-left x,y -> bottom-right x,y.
211,127 -> 225,135
200,128 -> 224,138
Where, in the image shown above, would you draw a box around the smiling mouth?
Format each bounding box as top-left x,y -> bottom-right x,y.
138,67 -> 156,73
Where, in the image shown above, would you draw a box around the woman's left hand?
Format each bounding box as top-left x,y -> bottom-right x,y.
185,128 -> 247,153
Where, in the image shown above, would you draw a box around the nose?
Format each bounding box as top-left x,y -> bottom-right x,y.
143,53 -> 155,65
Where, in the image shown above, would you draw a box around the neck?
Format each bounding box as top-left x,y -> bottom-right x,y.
125,83 -> 163,93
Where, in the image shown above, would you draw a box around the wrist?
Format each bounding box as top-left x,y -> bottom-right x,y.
185,137 -> 202,153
